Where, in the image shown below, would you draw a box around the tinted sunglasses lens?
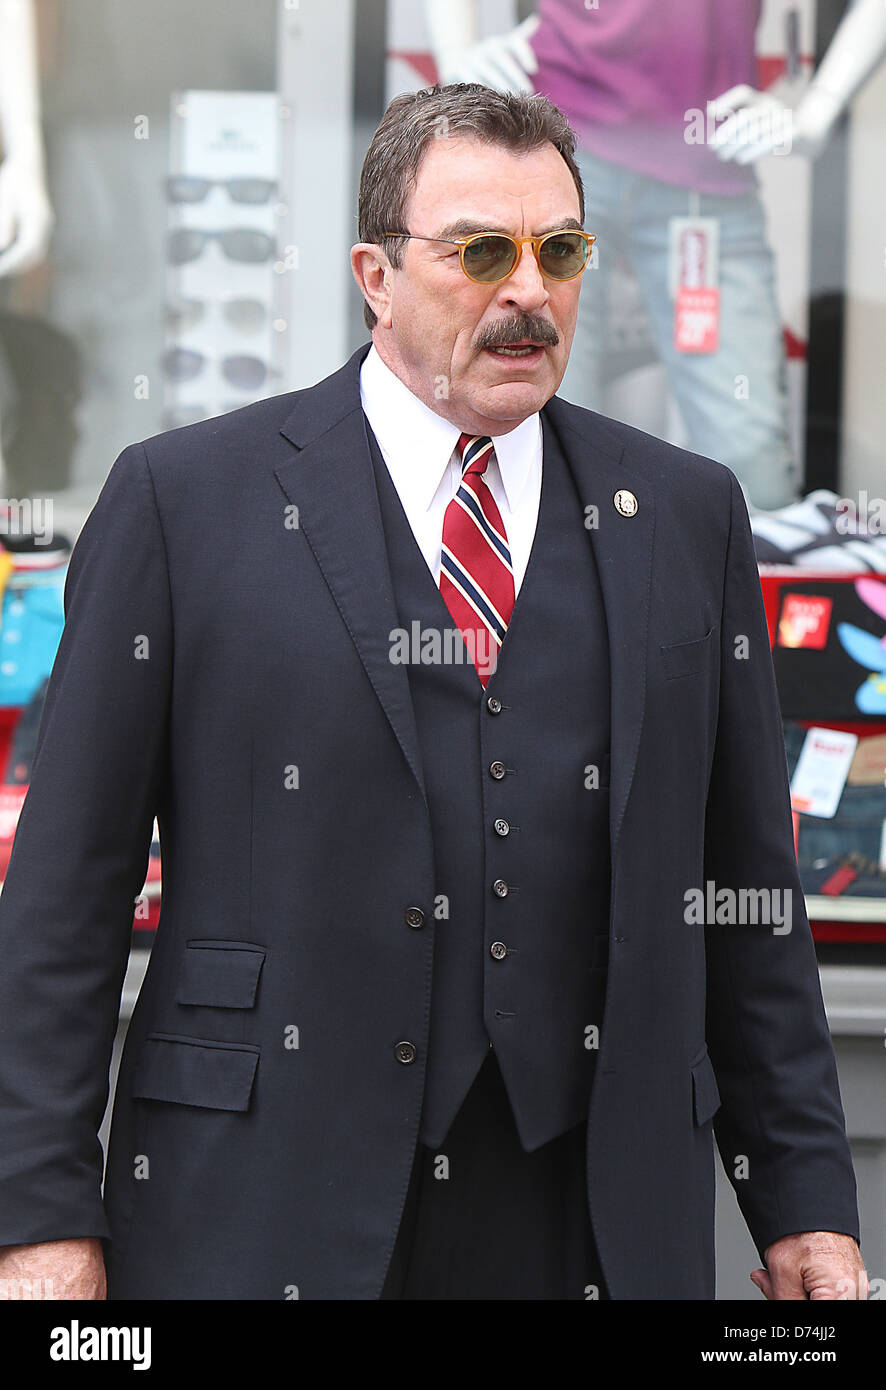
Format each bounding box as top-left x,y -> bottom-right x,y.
538,232 -> 589,279
222,355 -> 268,390
166,176 -> 211,203
161,347 -> 205,381
168,228 -> 208,264
227,178 -> 277,204
222,297 -> 267,333
462,235 -> 518,282
219,229 -> 275,262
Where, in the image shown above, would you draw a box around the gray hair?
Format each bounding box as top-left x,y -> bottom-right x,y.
357,82 -> 585,332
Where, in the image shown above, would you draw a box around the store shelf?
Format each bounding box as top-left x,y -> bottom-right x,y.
807,895 -> 886,922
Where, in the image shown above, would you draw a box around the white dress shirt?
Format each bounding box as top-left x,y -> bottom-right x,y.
359,344 -> 543,597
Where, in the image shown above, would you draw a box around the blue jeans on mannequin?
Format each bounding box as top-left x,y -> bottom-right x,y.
560,146 -> 799,512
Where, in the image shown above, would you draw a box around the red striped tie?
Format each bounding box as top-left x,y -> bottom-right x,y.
439,433 -> 516,688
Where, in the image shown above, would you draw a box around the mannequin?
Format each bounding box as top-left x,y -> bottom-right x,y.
423,0 -> 886,510
0,0 -> 53,279
711,0 -> 886,163
426,0 -> 886,153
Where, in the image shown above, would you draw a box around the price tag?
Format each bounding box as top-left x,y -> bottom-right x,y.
669,216 -> 720,355
675,287 -> 720,353
789,727 -> 858,819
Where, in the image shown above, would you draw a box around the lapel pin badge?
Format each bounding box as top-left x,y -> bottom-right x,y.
613,489 -> 638,517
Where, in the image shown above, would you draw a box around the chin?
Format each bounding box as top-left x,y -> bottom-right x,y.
478,380 -> 549,417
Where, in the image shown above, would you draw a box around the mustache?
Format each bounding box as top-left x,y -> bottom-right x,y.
478,316 -> 559,350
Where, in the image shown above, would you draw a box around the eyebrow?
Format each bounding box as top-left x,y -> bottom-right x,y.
434,216 -> 584,239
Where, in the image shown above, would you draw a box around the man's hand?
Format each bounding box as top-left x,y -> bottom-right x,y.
0,1237 -> 106,1299
751,1231 -> 867,1300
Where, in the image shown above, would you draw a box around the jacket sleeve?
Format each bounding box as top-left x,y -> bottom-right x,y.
702,466 -> 860,1264
0,441 -> 172,1246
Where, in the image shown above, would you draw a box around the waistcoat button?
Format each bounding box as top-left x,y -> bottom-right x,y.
404,906 -> 425,929
492,878 -> 509,897
489,760 -> 506,779
489,941 -> 508,960
394,1041 -> 417,1064
486,696 -> 502,714
494,818 -> 510,836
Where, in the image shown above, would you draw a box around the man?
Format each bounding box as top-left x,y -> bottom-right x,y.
0,84 -> 864,1300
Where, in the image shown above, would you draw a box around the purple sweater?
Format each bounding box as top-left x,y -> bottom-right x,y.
530,0 -> 763,194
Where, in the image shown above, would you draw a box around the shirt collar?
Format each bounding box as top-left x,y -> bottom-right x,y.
359,343 -> 541,515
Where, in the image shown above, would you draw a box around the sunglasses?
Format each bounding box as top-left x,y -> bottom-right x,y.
166,176 -> 278,205
165,296 -> 269,334
167,228 -> 277,265
161,347 -> 271,391
382,228 -> 596,284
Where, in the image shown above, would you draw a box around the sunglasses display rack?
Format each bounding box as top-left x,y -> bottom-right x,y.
163,91 -> 283,431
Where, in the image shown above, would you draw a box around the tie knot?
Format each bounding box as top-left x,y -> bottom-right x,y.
458,433 -> 495,477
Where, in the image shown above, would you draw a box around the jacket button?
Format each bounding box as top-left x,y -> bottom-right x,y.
394,1041 -> 417,1064
492,878 -> 509,897
486,696 -> 502,714
404,906 -> 425,929
494,818 -> 510,836
489,941 -> 508,960
489,760 -> 506,779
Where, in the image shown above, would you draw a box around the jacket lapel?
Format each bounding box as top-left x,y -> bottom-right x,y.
542,396 -> 654,867
275,345 -> 429,807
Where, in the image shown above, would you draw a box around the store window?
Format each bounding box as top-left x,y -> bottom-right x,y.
0,0 -> 885,930
0,0 -> 884,1305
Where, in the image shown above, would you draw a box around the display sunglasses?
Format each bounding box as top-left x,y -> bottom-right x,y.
382,228 -> 596,284
161,347 -> 270,390
165,296 -> 269,333
166,176 -> 278,205
167,227 -> 276,264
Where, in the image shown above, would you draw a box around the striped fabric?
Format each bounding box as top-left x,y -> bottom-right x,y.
439,434 -> 516,688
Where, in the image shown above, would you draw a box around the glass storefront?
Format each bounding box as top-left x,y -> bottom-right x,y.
1,1 -> 883,522
0,0 -> 885,1304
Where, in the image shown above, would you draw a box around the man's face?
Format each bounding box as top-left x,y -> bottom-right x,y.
365,136 -> 585,435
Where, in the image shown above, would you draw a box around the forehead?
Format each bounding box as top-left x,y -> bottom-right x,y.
406,136 -> 581,231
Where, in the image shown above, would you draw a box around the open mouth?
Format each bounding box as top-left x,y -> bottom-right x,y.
484,341 -> 545,360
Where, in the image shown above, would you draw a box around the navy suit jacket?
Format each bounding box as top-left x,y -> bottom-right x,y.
0,341 -> 860,1298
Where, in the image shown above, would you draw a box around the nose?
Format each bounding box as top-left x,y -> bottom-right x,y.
495,242 -> 550,313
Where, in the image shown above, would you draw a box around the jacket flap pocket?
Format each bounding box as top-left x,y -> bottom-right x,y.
131,1033 -> 259,1111
661,624 -> 717,680
690,1046 -> 721,1126
176,940 -> 266,1009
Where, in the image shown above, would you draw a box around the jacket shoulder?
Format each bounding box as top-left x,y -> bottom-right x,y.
547,392 -> 738,503
136,390 -> 304,466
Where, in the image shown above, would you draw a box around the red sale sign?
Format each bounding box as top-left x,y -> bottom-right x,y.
675,286 -> 720,353
777,593 -> 833,650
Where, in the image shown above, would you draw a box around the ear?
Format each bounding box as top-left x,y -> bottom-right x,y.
350,243 -> 393,330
